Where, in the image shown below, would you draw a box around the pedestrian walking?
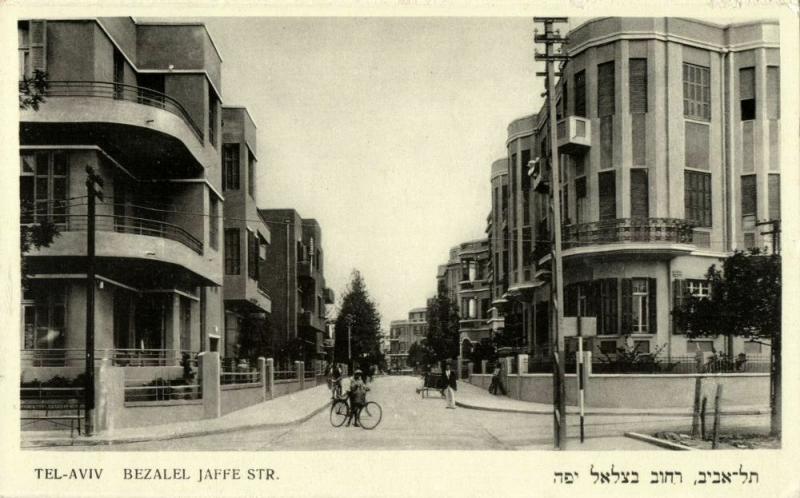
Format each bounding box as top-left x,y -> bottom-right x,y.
488,363 -> 506,395
442,362 -> 457,409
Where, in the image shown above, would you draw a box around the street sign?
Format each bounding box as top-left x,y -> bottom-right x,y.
562,316 -> 597,337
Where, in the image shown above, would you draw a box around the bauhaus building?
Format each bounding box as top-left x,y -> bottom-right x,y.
491,18 -> 779,360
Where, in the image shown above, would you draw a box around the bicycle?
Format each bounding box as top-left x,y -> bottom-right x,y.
329,396 -> 382,430
329,378 -> 343,399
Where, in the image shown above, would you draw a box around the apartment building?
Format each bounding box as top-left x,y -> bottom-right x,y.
388,307 -> 427,371
487,158 -> 508,336
258,209 -> 334,369
221,106 -> 271,358
20,18 -> 227,375
498,17 -> 780,360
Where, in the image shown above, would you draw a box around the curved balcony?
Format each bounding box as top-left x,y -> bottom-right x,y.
20,81 -> 211,178
23,213 -> 219,286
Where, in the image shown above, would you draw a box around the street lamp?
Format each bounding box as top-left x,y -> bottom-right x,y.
345,313 -> 354,374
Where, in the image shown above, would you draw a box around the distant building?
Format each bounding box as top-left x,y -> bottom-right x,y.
259,209 -> 334,369
388,307 -> 427,371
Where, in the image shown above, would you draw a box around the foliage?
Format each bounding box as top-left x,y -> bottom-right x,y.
424,285 -> 460,368
235,313 -> 273,364
406,341 -> 433,370
333,270 -> 383,366
468,340 -> 497,364
594,340 -> 676,374
672,250 -> 781,340
19,70 -> 48,111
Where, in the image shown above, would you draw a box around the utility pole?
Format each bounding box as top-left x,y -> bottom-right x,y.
534,17 -> 569,450
345,313 -> 354,374
84,166 -> 103,436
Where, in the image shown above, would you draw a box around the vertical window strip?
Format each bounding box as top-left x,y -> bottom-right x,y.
224,228 -> 240,275
629,58 -> 648,114
683,63 -> 710,121
597,61 -> 615,117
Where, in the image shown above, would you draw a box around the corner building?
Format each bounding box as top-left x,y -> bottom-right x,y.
510,18 -> 780,359
20,18 -> 227,373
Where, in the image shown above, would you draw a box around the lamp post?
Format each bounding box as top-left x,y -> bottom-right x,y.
345,313 -> 354,374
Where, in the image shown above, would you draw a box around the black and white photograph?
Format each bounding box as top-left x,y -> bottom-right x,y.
3,3 -> 799,497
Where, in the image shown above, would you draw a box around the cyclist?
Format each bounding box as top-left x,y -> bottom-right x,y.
346,369 -> 369,427
329,363 -> 343,399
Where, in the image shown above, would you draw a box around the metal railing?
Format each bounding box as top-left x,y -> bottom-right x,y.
562,218 -> 694,250
220,370 -> 261,386
124,380 -> 202,402
43,80 -> 204,142
21,349 -> 198,367
274,369 -> 296,381
51,213 -> 203,254
20,386 -> 85,400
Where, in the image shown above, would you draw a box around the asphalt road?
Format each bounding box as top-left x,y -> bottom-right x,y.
45,376 -> 769,451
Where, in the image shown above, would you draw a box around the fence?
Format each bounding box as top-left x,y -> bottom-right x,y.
124,379 -> 202,402
274,368 -> 296,381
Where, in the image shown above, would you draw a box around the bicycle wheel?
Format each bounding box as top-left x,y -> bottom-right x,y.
359,401 -> 382,430
329,399 -> 349,427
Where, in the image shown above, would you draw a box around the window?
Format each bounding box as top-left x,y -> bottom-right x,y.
597,61 -> 615,117
622,278 -> 657,334
113,48 -> 124,99
574,70 -> 586,117
598,171 -> 616,221
684,170 -> 711,227
247,230 -> 258,280
767,66 -> 780,119
629,58 -> 648,114
630,169 -> 649,219
22,283 -> 66,351
18,20 -> 46,79
768,174 -> 780,221
209,196 -> 219,251
683,63 -> 710,121
673,279 -> 709,334
208,88 -> 218,147
598,279 -> 618,335
739,67 -> 755,121
575,176 -> 587,224
21,151 -> 68,227
224,228 -> 240,275
223,144 -> 240,191
179,297 -> 192,352
248,150 -> 256,199
521,150 -> 531,224
741,174 -> 757,230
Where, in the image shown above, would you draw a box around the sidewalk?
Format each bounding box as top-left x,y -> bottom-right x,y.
456,381 -> 769,417
22,384 -> 332,448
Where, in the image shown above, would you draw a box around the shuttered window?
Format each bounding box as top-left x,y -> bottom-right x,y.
629,58 -> 648,114
684,171 -> 711,227
247,230 -> 258,280
209,196 -> 219,251
741,174 -> 757,229
672,279 -> 687,334
574,70 -> 586,117
594,279 -> 618,335
767,66 -> 780,119
768,174 -> 780,221
224,229 -> 240,275
599,171 -> 616,221
597,62 -> 615,117
630,169 -> 649,219
683,63 -> 710,121
223,144 -> 240,190
685,122 -> 710,170
621,278 -> 657,334
575,176 -> 587,224
740,67 -> 756,121
29,20 -> 47,74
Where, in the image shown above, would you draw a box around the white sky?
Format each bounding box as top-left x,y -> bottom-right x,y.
196,17 -> 543,328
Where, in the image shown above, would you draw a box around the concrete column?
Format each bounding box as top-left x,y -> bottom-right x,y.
456,355 -> 462,379
467,361 -> 474,377
257,357 -> 267,402
516,354 -> 528,400
481,360 -> 488,375
295,361 -> 304,390
199,352 -> 221,419
265,358 -> 274,399
93,358 -> 124,434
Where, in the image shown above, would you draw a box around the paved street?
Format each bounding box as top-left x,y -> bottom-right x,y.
39,376 -> 769,451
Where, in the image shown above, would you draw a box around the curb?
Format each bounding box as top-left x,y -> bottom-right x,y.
455,400 -> 767,417
22,400 -> 332,448
624,432 -> 695,451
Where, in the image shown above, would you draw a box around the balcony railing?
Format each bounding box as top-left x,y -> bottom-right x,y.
561,218 -> 694,250
29,213 -> 203,254
21,348 -> 198,367
40,81 -> 204,143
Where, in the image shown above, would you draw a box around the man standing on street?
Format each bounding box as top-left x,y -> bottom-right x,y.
443,362 -> 457,409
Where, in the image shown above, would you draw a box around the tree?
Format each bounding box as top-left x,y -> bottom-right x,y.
425,283 -> 460,369
235,313 -> 273,364
334,270 -> 382,370
19,70 -> 48,111
407,341 -> 432,372
673,250 -> 781,436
